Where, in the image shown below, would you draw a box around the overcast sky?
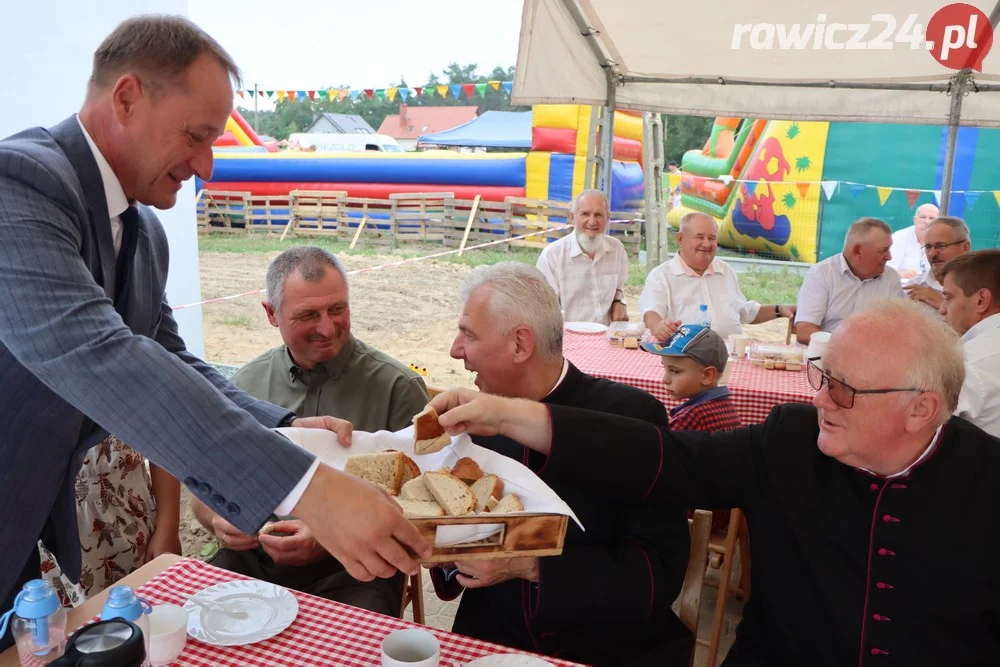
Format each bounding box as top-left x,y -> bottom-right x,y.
190,0 -> 523,106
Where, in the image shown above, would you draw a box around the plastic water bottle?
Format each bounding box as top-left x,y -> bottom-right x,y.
100,586 -> 152,657
698,303 -> 711,328
0,579 -> 68,665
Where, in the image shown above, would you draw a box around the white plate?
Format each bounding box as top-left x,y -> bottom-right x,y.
564,321 -> 607,334
184,580 -> 298,647
465,657 -> 555,667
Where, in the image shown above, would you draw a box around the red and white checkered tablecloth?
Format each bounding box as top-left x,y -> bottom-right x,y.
127,558 -> 586,667
563,331 -> 815,425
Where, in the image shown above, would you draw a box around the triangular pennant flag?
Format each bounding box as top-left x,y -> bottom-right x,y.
266,90 -> 275,99
876,187 -> 893,206
849,183 -> 864,200
718,174 -> 732,185
437,85 -> 449,97
950,192 -> 965,209
965,191 -> 980,209
258,89 -> 266,97
338,88 -> 349,101
933,190 -> 942,205
399,88 -> 410,101
667,173 -> 682,191
424,87 -> 435,97
413,86 -> 423,97
387,87 -> 398,101
375,88 -> 385,101
307,90 -> 316,101
904,189 -> 920,208
993,190 -> 1000,208
363,89 -> 374,100
488,80 -> 501,91
745,181 -> 758,197
450,84 -> 463,98
286,90 -> 296,101
237,90 -> 245,99
350,89 -> 361,100
821,181 -> 838,200
502,81 -> 513,93
796,182 -> 810,199
462,83 -> 475,98
474,83 -> 487,97
326,89 -> 336,101
276,90 -> 286,102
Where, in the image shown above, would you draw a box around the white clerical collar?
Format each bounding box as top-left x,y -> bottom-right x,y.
860,424 -> 944,479
543,359 -> 570,399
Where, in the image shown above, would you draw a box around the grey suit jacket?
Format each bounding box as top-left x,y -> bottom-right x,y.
0,117 -> 315,605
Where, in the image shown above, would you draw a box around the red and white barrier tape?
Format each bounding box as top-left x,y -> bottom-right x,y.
172,222 -> 583,312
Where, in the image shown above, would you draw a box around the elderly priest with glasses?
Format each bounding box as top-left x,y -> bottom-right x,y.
427,299 -> 1000,667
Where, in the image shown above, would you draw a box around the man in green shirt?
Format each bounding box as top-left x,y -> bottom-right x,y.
191,247 -> 429,615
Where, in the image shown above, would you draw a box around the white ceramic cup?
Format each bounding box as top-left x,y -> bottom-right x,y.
381,628 -> 441,667
807,331 -> 832,362
147,604 -> 189,667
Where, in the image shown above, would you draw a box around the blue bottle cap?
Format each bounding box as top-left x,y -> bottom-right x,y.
100,586 -> 150,623
14,580 -> 60,620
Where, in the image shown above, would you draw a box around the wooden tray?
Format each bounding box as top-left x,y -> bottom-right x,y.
411,513 -> 569,563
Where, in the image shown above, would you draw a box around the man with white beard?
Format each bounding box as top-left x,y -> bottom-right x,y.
536,190 -> 630,325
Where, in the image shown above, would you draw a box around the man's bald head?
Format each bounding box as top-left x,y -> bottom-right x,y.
913,203 -> 940,242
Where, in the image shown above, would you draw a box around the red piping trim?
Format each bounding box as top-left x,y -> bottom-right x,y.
857,480 -> 889,667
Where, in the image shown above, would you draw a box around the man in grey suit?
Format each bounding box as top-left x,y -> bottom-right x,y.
0,15 -> 427,641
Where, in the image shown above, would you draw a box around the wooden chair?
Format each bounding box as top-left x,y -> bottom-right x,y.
678,509 -> 713,667
398,570 -> 425,625
698,509 -> 751,666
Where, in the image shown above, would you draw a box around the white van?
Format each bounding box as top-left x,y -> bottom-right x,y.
287,133 -> 404,153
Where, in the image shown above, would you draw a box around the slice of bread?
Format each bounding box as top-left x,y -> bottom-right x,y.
450,457 -> 484,484
413,406 -> 451,455
485,495 -> 499,511
400,475 -> 436,502
469,474 -> 504,512
344,451 -> 406,495
423,470 -> 476,516
396,499 -> 445,518
400,453 -> 420,485
491,493 -> 524,514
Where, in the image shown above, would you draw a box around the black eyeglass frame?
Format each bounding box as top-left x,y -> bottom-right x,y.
920,240 -> 966,253
806,359 -> 926,409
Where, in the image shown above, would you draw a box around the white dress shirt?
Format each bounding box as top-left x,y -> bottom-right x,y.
795,253 -> 905,333
639,255 -> 761,339
887,226 -> 928,275
536,232 -> 629,325
913,269 -> 942,291
76,115 -> 317,515
956,313 -> 1000,438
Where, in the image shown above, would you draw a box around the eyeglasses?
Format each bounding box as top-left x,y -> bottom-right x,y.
806,359 -> 926,409
921,240 -> 966,253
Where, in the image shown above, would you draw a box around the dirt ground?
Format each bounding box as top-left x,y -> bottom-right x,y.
181,250 -> 790,559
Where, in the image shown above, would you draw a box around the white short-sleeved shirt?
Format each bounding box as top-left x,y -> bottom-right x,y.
887,226 -> 928,275
536,233 -> 629,325
638,255 -> 761,339
957,313 -> 1000,438
795,253 -> 906,333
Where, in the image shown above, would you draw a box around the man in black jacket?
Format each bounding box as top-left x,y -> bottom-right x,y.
431,263 -> 692,667
430,299 -> 1000,667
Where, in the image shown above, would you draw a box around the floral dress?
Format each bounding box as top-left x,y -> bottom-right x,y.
39,435 -> 157,607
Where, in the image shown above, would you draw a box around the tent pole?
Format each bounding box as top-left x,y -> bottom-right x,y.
941,0 -> 1000,214
601,69 -> 616,201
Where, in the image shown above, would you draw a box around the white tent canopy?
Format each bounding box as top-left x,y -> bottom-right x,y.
513,0 -> 1000,210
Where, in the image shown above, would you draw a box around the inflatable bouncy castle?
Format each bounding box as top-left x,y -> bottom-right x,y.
669,118 -> 1000,263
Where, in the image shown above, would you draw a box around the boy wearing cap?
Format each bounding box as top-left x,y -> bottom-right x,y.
641,324 -> 742,431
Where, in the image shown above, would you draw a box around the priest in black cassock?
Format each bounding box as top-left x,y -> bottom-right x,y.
430,299 -> 1000,667
430,263 -> 693,667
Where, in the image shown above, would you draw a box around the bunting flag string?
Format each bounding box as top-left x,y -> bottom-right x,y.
238,80 -> 515,103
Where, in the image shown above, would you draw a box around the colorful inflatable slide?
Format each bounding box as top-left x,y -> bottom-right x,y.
204,105 -> 644,209
669,118 -> 1000,263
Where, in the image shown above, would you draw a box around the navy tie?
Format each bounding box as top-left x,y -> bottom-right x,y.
114,206 -> 140,311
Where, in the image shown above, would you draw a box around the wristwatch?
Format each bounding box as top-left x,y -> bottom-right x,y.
278,413 -> 297,428
775,305 -> 781,316
613,297 -> 627,306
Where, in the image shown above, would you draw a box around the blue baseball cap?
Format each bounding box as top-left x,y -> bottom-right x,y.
640,323 -> 729,372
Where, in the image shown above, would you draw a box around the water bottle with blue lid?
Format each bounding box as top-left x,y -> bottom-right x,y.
100,586 -> 152,656
0,579 -> 68,664
698,303 -> 711,328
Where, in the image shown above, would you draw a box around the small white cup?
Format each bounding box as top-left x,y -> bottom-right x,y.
807,331 -> 832,363
730,335 -> 750,358
381,628 -> 441,667
147,604 -> 188,667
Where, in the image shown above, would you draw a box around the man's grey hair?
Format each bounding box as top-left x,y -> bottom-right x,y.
927,216 -> 970,241
459,263 -> 563,362
88,15 -> 241,97
857,299 -> 964,420
843,217 -> 892,250
571,189 -> 609,214
265,247 -> 348,313
678,211 -> 718,233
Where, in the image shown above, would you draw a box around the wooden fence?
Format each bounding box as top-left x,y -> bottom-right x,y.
196,190 -> 643,258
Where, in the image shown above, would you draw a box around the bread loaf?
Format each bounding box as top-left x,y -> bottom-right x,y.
423,470 -> 476,516
450,457 -> 484,484
344,451 -> 407,495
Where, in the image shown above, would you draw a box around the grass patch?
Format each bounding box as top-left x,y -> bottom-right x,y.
738,268 -> 803,305
219,314 -> 254,328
